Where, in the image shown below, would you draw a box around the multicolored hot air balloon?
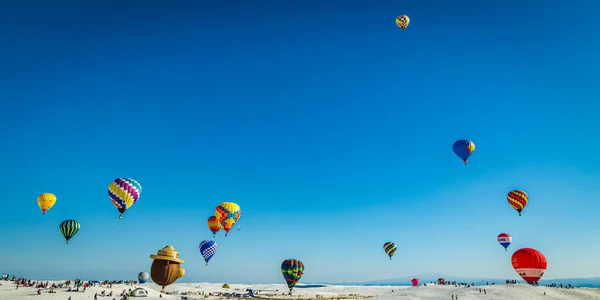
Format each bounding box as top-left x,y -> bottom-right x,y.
383,242 -> 397,260
138,271 -> 149,284
199,240 -> 218,266
497,233 -> 512,251
108,177 -> 142,219
411,278 -> 419,287
59,220 -> 80,244
207,216 -> 222,238
215,202 -> 240,237
396,15 -> 410,30
452,139 -> 475,165
507,190 -> 528,216
37,193 -> 56,215
281,259 -> 304,295
512,248 -> 547,284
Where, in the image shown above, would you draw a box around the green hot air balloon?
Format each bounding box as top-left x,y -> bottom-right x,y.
281,259 -> 304,295
59,220 -> 80,244
383,242 -> 397,260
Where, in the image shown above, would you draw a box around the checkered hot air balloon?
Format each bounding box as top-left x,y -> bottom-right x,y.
108,178 -> 142,219
199,240 -> 218,266
215,202 -> 240,237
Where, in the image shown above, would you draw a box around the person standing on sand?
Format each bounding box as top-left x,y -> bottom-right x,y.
452,295 -> 454,300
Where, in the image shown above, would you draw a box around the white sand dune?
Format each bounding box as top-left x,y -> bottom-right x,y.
1,280 -> 599,300
372,284 -> 600,300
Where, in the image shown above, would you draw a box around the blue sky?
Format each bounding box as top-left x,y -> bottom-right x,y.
1,0 -> 599,284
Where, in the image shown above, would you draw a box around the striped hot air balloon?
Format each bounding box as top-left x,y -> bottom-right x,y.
108,177 -> 142,219
497,233 -> 512,251
207,216 -> 222,238
59,220 -> 80,244
383,242 -> 397,260
281,259 -> 304,295
507,190 -> 528,216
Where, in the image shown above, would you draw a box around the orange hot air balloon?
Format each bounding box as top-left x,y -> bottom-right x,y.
507,190 -> 528,216
207,216 -> 221,238
512,248 -> 547,284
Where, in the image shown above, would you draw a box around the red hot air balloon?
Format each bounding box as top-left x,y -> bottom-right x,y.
410,278 -> 419,287
511,248 -> 547,284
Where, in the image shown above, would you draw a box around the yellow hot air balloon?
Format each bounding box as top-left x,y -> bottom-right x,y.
215,202 -> 240,237
396,15 -> 410,31
38,193 -> 56,215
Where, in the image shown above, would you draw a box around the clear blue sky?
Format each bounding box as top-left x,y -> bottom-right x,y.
1,0 -> 599,284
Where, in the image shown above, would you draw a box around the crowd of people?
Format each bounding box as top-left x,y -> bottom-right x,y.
1,273 -> 144,299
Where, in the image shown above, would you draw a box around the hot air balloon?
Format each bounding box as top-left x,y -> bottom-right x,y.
108,177 -> 142,219
215,202 -> 240,237
199,240 -> 218,266
452,139 -> 475,165
281,259 -> 304,295
507,190 -> 528,216
37,193 -> 56,215
207,216 -> 222,238
59,220 -> 80,244
411,278 -> 419,287
497,233 -> 512,251
396,15 -> 410,30
383,242 -> 397,260
512,248 -> 547,284
149,245 -> 186,292
138,271 -> 149,284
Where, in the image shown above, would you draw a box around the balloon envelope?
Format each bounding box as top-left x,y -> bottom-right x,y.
199,240 -> 218,265
38,193 -> 56,215
512,248 -> 547,283
59,220 -> 80,244
507,190 -> 528,216
411,278 -> 419,287
383,242 -> 397,259
207,216 -> 222,237
452,139 -> 475,164
497,233 -> 512,251
215,202 -> 240,236
138,272 -> 149,284
395,15 -> 410,30
281,259 -> 304,294
108,177 -> 142,218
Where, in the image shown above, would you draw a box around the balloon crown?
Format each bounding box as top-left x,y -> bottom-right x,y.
150,245 -> 184,264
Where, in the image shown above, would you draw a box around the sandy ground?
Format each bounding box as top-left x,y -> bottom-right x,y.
0,280 -> 599,300
372,284 -> 600,300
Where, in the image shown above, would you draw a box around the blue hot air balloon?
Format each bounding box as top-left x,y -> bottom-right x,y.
138,271 -> 149,284
199,240 -> 218,266
452,139 -> 475,165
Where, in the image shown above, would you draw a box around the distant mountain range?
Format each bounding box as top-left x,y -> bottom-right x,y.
313,275 -> 600,288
